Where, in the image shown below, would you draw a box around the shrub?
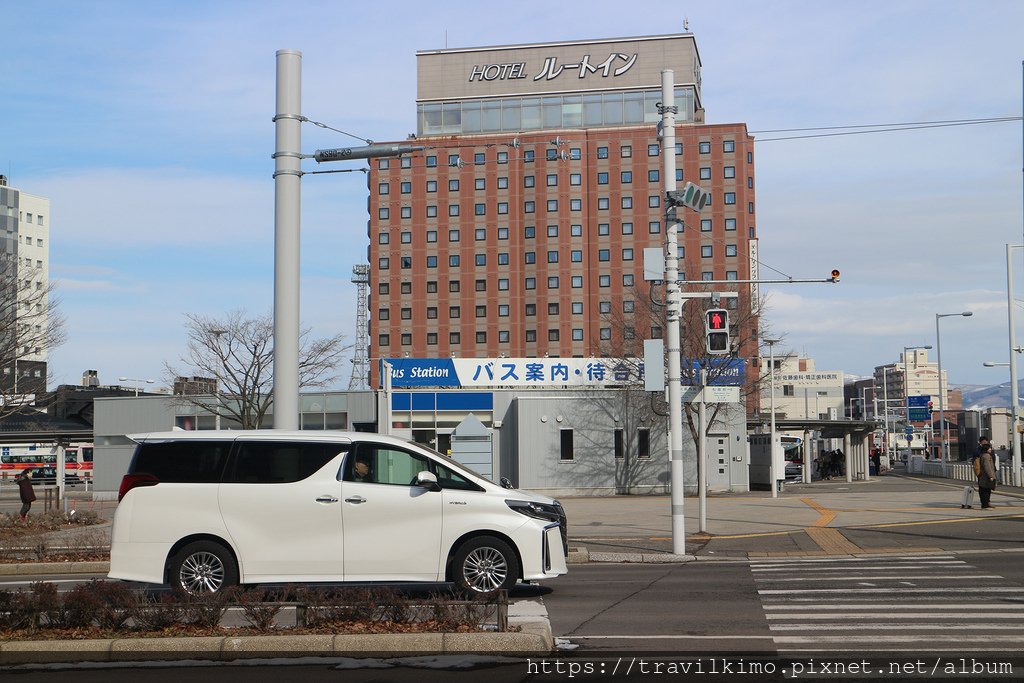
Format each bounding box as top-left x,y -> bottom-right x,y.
89,581 -> 137,631
47,583 -> 101,629
237,587 -> 283,632
0,589 -> 32,630
132,592 -> 183,631
179,587 -> 234,629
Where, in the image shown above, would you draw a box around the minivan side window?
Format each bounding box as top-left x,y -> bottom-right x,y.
345,444 -> 429,486
433,461 -> 485,492
223,442 -> 347,484
131,441 -> 232,483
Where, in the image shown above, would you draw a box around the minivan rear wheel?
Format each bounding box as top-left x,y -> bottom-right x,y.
169,540 -> 238,595
452,536 -> 519,595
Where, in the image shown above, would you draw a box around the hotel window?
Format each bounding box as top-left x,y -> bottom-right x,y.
449,306 -> 460,318
548,302 -> 560,316
498,252 -> 509,265
621,171 -> 632,183
525,277 -> 536,290
600,327 -> 611,340
475,254 -> 486,266
570,199 -> 582,211
675,143 -> 682,155
622,248 -> 634,261
525,175 -> 535,188
401,181 -> 411,193
449,205 -> 460,216
599,275 -> 610,287
498,304 -> 509,317
449,229 -> 460,242
547,174 -> 558,187
749,202 -> 755,214
426,230 -> 437,242
526,304 -> 536,316
378,257 -> 389,269
700,167 -> 711,180
570,173 -> 581,185
648,195 -> 659,208
449,255 -> 460,267
649,221 -> 661,233
597,172 -> 609,185
571,275 -> 583,288
426,180 -> 437,192
476,279 -> 486,291
475,178 -> 485,190
475,228 -> 486,240
724,166 -> 735,179
572,328 -> 583,341
378,232 -> 390,244
475,332 -> 487,344
547,250 -> 559,263
474,203 -> 486,216
474,152 -> 485,163
547,224 -> 558,237
701,219 -> 712,232
597,146 -> 608,159
614,429 -> 624,459
526,330 -> 536,342
524,150 -> 535,162
624,327 -> 635,340
525,251 -> 536,264
498,330 -> 510,343
547,276 -> 559,289
450,332 -> 461,344
379,334 -> 390,346
379,283 -> 389,294
725,218 -> 737,231
449,179 -> 459,191
401,307 -> 412,320
401,207 -> 412,219
702,271 -> 713,281
426,307 -> 437,319
748,151 -> 753,163
401,282 -> 411,294
598,223 -> 609,235
525,226 -> 535,238
570,148 -> 581,160
647,144 -> 659,156
427,333 -> 437,345
623,275 -> 634,288
498,278 -> 509,290
724,192 -> 736,205
549,329 -> 560,342
498,227 -> 509,239
599,249 -> 610,262
426,280 -> 437,293
723,140 -> 735,153
676,169 -> 683,181
378,308 -> 390,320
378,183 -> 389,195
726,244 -> 738,257
426,205 -> 437,217
620,145 -> 632,158
476,305 -> 487,318
401,157 -> 412,168
623,300 -> 635,313
699,141 -> 711,154
401,256 -> 412,269
448,154 -> 459,165
546,148 -> 558,161
571,250 -> 582,262
497,152 -> 508,163
546,200 -> 558,211
378,207 -> 389,219
498,202 -> 508,214
726,271 -> 738,280
378,159 -> 389,170
748,177 -> 754,189
571,224 -> 582,236
449,280 -> 460,292
497,176 -> 508,189
651,325 -> 662,337
598,198 -> 609,210
426,156 -> 437,167
426,256 -> 437,268
525,201 -> 535,213
648,170 -> 659,182
572,302 -> 583,314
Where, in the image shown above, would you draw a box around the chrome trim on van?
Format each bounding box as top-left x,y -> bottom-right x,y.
542,521 -> 560,573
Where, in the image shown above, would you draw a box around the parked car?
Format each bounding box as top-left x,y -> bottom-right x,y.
109,431 -> 569,596
19,467 -> 83,487
784,461 -> 803,481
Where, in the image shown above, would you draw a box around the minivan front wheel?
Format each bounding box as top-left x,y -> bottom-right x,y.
169,541 -> 238,595
453,536 -> 519,594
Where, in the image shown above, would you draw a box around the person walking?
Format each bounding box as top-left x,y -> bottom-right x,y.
16,470 -> 36,522
977,443 -> 998,510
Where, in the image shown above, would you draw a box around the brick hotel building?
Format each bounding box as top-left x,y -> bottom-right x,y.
367,33 -> 758,374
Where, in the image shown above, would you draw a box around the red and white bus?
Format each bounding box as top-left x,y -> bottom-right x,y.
0,442 -> 94,479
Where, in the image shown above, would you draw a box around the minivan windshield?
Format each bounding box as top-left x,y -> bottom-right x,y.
410,441 -> 489,482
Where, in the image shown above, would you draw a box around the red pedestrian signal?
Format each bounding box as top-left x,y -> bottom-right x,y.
704,308 -> 730,355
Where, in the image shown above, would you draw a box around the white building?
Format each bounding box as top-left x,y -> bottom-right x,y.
0,176 -> 51,396
760,355 -> 845,420
874,349 -> 943,455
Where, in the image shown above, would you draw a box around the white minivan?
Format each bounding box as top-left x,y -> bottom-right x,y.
109,431 -> 568,594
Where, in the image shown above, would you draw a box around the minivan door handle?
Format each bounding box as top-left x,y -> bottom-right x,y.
315,495 -> 339,504
344,495 -> 366,504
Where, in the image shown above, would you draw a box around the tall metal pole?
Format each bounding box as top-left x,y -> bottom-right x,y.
935,315 -> 945,463
882,367 -> 891,460
660,70 -> 686,555
698,370 -> 707,533
768,340 -> 779,498
273,49 -> 302,430
1007,245 -> 1022,486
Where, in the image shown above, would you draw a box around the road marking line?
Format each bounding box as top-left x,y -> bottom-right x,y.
759,587 -> 1024,594
755,574 -> 1003,582
771,624 -> 1024,630
775,635 -> 1024,642
562,635 -> 775,640
766,603 -> 1022,610
752,563 -> 963,571
766,612 -> 1024,619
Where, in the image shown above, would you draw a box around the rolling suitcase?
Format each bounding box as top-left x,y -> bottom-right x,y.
960,486 -> 974,509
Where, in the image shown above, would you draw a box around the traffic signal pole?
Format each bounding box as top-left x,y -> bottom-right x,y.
659,70 -> 687,556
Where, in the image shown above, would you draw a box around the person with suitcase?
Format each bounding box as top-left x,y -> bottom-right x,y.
977,443 -> 998,509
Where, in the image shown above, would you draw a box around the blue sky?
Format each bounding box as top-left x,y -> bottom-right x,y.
3,0 -> 1023,390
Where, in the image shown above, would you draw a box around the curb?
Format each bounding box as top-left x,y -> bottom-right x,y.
0,561 -> 109,576
0,628 -> 553,665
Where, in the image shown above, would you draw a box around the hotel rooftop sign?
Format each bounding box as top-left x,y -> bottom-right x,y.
417,33 -> 701,102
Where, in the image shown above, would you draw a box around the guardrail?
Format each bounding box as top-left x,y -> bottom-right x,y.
918,458 -> 1021,486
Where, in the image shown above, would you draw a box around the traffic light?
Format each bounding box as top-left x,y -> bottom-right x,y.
705,308 -> 730,355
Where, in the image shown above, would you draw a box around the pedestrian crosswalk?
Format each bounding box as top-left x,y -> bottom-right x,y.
752,554 -> 1024,653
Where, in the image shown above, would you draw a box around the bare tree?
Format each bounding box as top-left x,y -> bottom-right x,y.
164,310 -> 351,429
0,260 -> 66,417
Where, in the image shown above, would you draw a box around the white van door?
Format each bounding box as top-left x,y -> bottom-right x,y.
218,441 -> 347,582
340,442 -> 443,581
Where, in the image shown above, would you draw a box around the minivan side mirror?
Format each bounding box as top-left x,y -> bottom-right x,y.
415,471 -> 441,491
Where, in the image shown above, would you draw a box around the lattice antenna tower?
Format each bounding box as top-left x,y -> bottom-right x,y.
348,264 -> 370,390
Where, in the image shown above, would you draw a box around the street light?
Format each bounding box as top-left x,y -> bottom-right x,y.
209,329 -> 228,430
118,376 -> 154,397
984,351 -> 1023,487
936,312 -> 972,465
1004,244 -> 1023,486
765,338 -> 783,498
903,345 -> 932,465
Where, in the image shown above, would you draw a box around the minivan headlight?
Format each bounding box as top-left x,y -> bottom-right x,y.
506,499 -> 562,523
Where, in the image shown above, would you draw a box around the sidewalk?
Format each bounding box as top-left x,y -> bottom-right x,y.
560,470 -> 1024,561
